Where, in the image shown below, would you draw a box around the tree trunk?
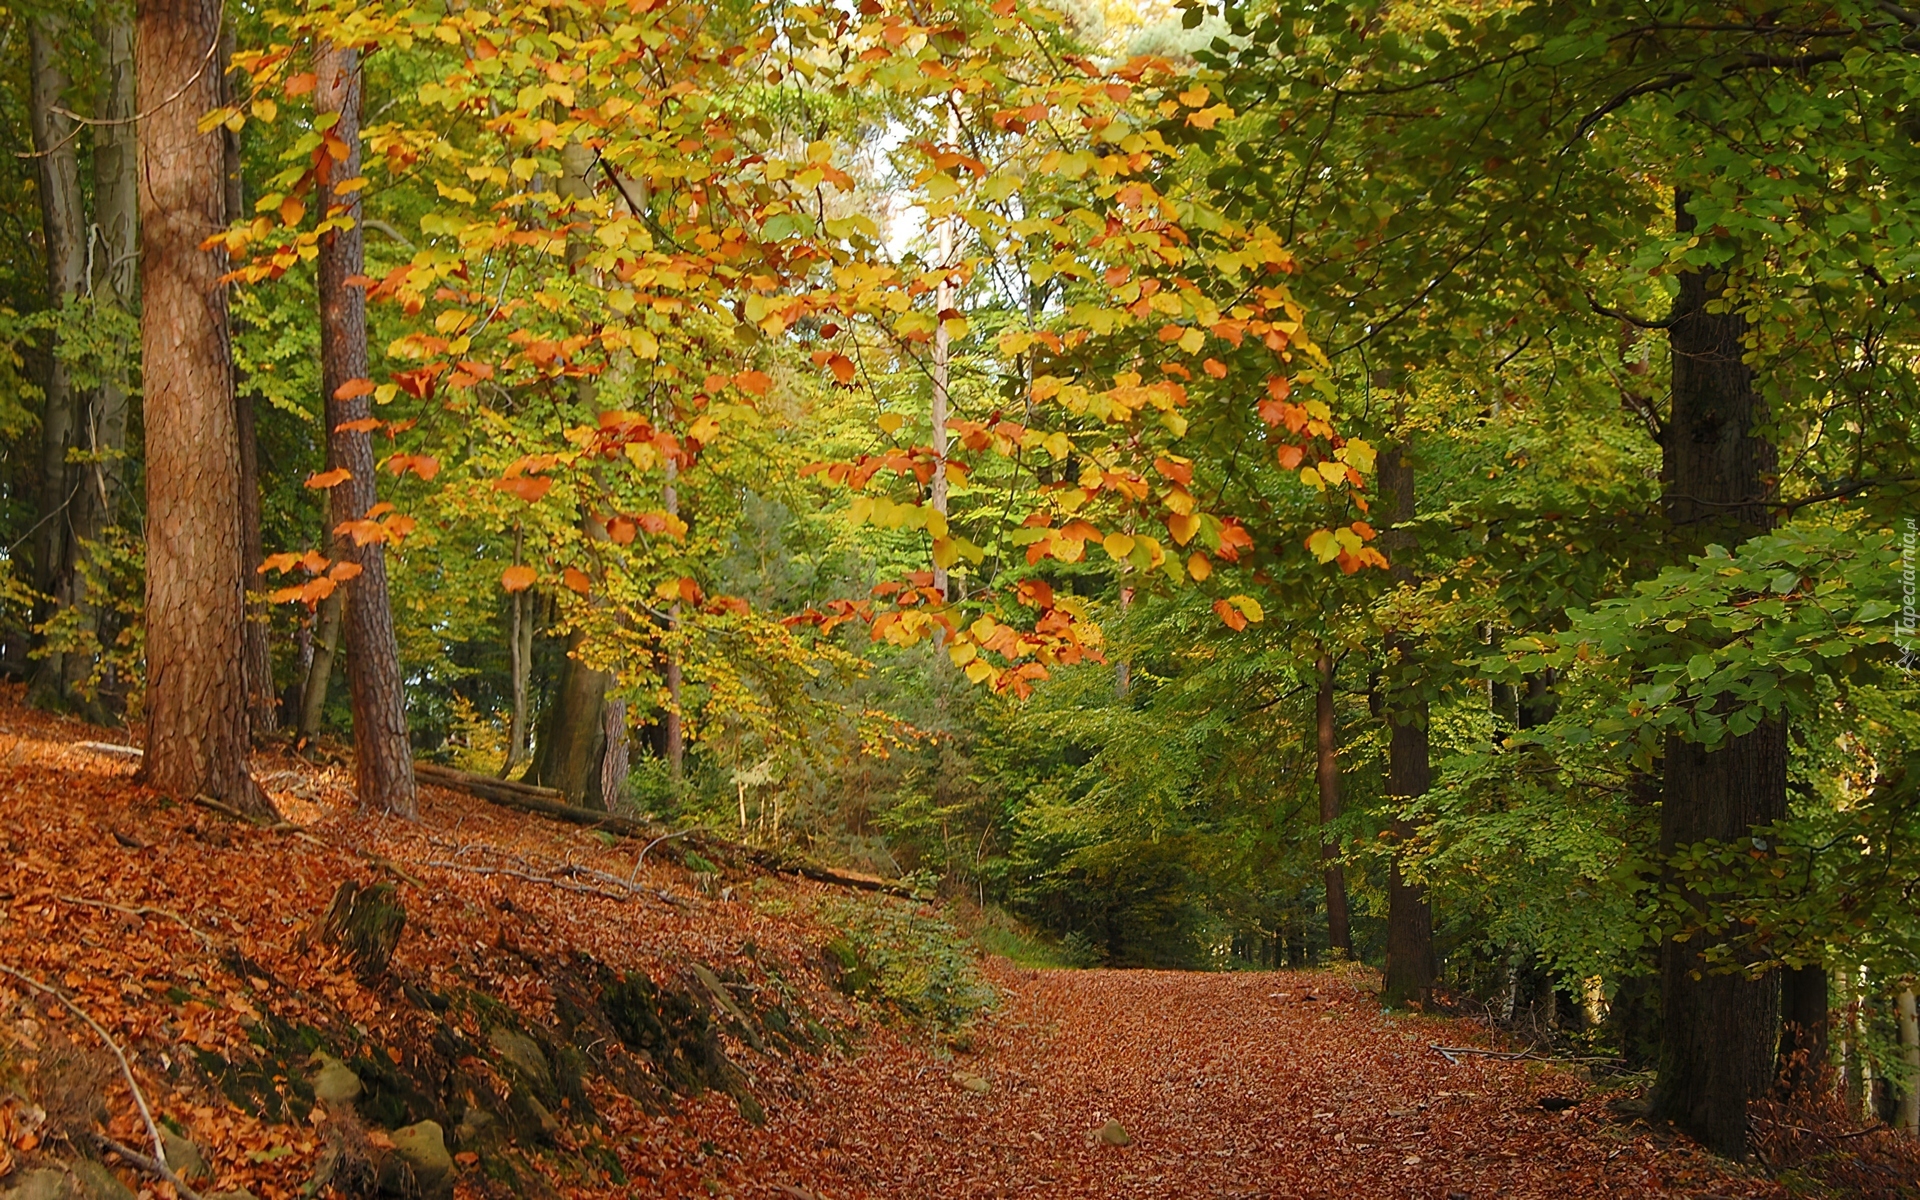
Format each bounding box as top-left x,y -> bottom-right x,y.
600,696 -> 628,809
662,463 -> 684,778
504,578 -> 533,775
1315,650 -> 1351,956
1648,190 -> 1788,1159
527,627 -> 610,805
929,100 -> 958,604
298,589 -> 342,740
1775,965 -> 1830,1099
1379,439 -> 1436,1008
223,18 -> 277,739
64,0 -> 140,713
136,0 -> 273,817
27,14 -> 87,706
315,44 -> 415,816
1898,987 -> 1919,1138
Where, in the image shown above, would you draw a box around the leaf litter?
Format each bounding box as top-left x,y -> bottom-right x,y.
0,692 -> 1909,1200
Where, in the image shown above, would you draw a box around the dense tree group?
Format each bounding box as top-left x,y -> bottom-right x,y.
2,0 -> 1915,1158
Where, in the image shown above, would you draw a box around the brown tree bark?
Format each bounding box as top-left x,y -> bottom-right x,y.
1315,650 -> 1352,956
315,44 -> 415,816
527,627 -> 610,806
136,0 -> 273,817
1379,439 -> 1436,1009
503,535 -> 534,776
27,14 -> 87,706
1648,189 -> 1789,1158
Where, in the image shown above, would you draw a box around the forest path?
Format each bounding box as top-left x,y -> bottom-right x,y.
737,966 -> 1769,1200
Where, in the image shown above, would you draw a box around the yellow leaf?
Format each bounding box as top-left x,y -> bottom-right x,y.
1228,594 -> 1264,623
1187,553 -> 1212,581
926,508 -> 949,538
877,412 -> 904,434
1307,528 -> 1340,563
932,536 -> 958,569
1168,512 -> 1200,546
1102,532 -> 1136,560
1318,460 -> 1348,486
1177,327 -> 1206,354
949,641 -> 978,667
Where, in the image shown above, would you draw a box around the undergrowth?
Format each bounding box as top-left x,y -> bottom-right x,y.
818,898 -> 996,1032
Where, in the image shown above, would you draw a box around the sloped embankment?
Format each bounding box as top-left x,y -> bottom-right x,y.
0,697 -> 900,1200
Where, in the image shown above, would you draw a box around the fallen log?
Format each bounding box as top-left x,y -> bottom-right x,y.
412,761 -> 918,897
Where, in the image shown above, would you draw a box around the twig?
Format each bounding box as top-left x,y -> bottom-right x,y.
1428,1043 -> 1547,1062
423,860 -> 633,902
89,1130 -> 206,1200
631,826 -> 700,881
55,894 -> 216,946
0,963 -> 170,1173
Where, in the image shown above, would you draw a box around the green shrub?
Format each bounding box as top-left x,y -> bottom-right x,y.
819,899 -> 995,1031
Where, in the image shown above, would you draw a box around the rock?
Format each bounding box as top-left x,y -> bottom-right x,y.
486,1027 -> 553,1096
310,1053 -> 364,1108
0,1167 -> 75,1200
950,1071 -> 990,1095
69,1162 -> 133,1200
452,1103 -> 501,1151
159,1126 -> 211,1183
1094,1118 -> 1131,1147
1538,1096 -> 1578,1112
380,1120 -> 454,1200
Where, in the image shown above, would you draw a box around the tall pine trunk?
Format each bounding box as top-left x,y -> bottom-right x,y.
136,0 -> 273,817
1380,439 -> 1436,1008
315,44 -> 415,815
1648,190 -> 1788,1157
27,15 -> 86,706
1315,650 -> 1351,956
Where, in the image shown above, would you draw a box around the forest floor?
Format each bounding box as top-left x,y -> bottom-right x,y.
0,691 -> 1908,1200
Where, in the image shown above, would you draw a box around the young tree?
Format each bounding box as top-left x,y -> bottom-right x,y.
137,0 -> 274,817
314,42 -> 416,816
1315,649 -> 1351,955
25,11 -> 85,707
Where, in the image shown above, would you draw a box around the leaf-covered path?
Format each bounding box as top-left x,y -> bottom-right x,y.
742,968 -> 1777,1200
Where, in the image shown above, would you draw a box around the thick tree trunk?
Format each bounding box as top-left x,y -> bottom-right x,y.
1379,440 -> 1437,1008
316,45 -> 415,816
27,15 -> 87,706
527,628 -> 610,805
1775,965 -> 1830,1099
1315,650 -> 1351,956
136,0 -> 272,817
1649,189 -> 1787,1158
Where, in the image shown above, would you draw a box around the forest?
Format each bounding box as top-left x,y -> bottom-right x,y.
1,0 -> 1918,1183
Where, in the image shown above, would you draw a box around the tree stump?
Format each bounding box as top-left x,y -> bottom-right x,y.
321,880 -> 405,977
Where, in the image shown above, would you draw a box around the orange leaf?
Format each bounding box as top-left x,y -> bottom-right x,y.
1203,358 -> 1228,378
333,378 -> 376,400
501,565 -> 536,593
279,195 -> 306,227
1276,444 -> 1305,470
283,72 -> 316,96
563,567 -> 592,595
334,519 -> 387,546
335,417 -> 381,433
328,561 -> 364,581
306,468 -> 352,489
494,475 -> 553,502
1213,598 -> 1247,631
259,552 -> 303,575
607,517 -> 636,545
827,353 -> 857,384
734,370 -> 773,395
